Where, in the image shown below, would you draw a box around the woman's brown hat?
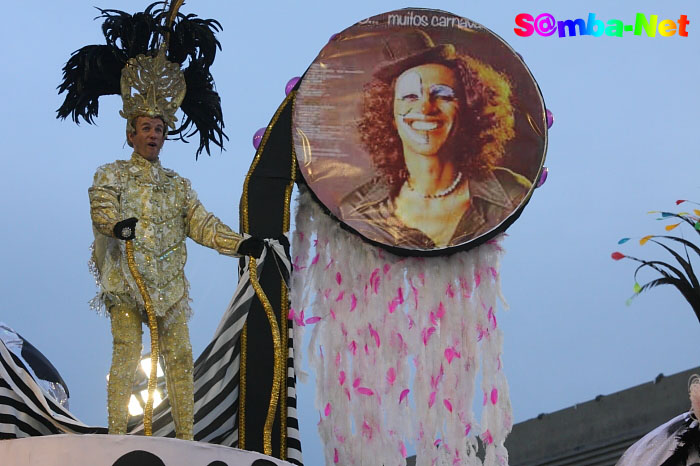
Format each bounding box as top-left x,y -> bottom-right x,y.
374,29 -> 456,82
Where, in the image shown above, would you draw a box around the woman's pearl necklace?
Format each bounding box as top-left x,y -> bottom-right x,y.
407,171 -> 464,199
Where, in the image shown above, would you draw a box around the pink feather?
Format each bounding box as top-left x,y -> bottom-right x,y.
422,326 -> 436,345
428,391 -> 436,408
410,283 -> 419,309
487,307 -> 497,329
386,367 -> 396,385
362,420 -> 372,439
429,311 -> 438,327
436,302 -> 445,319
444,399 -> 453,412
369,324 -> 380,347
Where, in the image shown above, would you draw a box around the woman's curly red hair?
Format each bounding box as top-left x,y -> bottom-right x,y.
357,54 -> 515,198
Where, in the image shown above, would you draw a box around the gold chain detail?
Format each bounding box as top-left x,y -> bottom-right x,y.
125,240 -> 159,436
239,324 -> 247,449
248,258 -> 283,456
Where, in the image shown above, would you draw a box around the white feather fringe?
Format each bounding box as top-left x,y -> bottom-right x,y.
291,188 -> 512,466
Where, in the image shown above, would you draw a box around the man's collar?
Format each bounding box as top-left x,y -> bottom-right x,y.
130,152 -> 162,169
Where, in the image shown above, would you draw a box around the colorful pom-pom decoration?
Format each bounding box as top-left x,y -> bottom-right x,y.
536,166 -> 548,188
611,252 -> 625,260
546,109 -> 554,128
285,77 -> 301,96
252,127 -> 266,149
617,238 -> 630,245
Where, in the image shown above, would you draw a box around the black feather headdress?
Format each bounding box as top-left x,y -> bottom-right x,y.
57,1 -> 226,157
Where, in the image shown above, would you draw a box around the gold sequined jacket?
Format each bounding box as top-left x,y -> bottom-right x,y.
88,152 -> 243,322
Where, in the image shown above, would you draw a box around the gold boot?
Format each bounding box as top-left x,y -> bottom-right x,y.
107,304 -> 143,434
159,311 -> 194,440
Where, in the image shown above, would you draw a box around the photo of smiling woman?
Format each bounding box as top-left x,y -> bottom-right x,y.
339,31 -> 533,251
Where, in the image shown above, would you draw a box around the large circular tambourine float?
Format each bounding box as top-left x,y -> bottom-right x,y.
293,8 -> 547,255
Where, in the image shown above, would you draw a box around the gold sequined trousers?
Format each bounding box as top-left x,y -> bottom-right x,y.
107,304 -> 194,440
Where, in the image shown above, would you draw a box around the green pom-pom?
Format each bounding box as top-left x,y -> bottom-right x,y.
633,282 -> 642,293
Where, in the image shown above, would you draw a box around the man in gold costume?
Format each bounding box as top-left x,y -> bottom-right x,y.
89,112 -> 262,439
59,4 -> 263,441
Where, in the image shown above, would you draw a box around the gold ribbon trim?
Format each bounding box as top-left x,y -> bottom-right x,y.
248,258 -> 284,455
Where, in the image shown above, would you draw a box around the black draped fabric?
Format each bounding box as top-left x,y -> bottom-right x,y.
237,89 -> 301,465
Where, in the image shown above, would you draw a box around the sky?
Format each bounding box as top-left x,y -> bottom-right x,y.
1,0 -> 699,464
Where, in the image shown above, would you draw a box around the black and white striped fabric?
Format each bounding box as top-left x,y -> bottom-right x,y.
1,239 -> 302,464
0,338 -> 106,438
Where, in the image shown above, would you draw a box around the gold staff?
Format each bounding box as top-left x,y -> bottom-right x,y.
124,240 -> 159,436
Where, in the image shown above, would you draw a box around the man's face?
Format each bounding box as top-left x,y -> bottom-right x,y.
128,116 -> 166,161
393,63 -> 459,157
